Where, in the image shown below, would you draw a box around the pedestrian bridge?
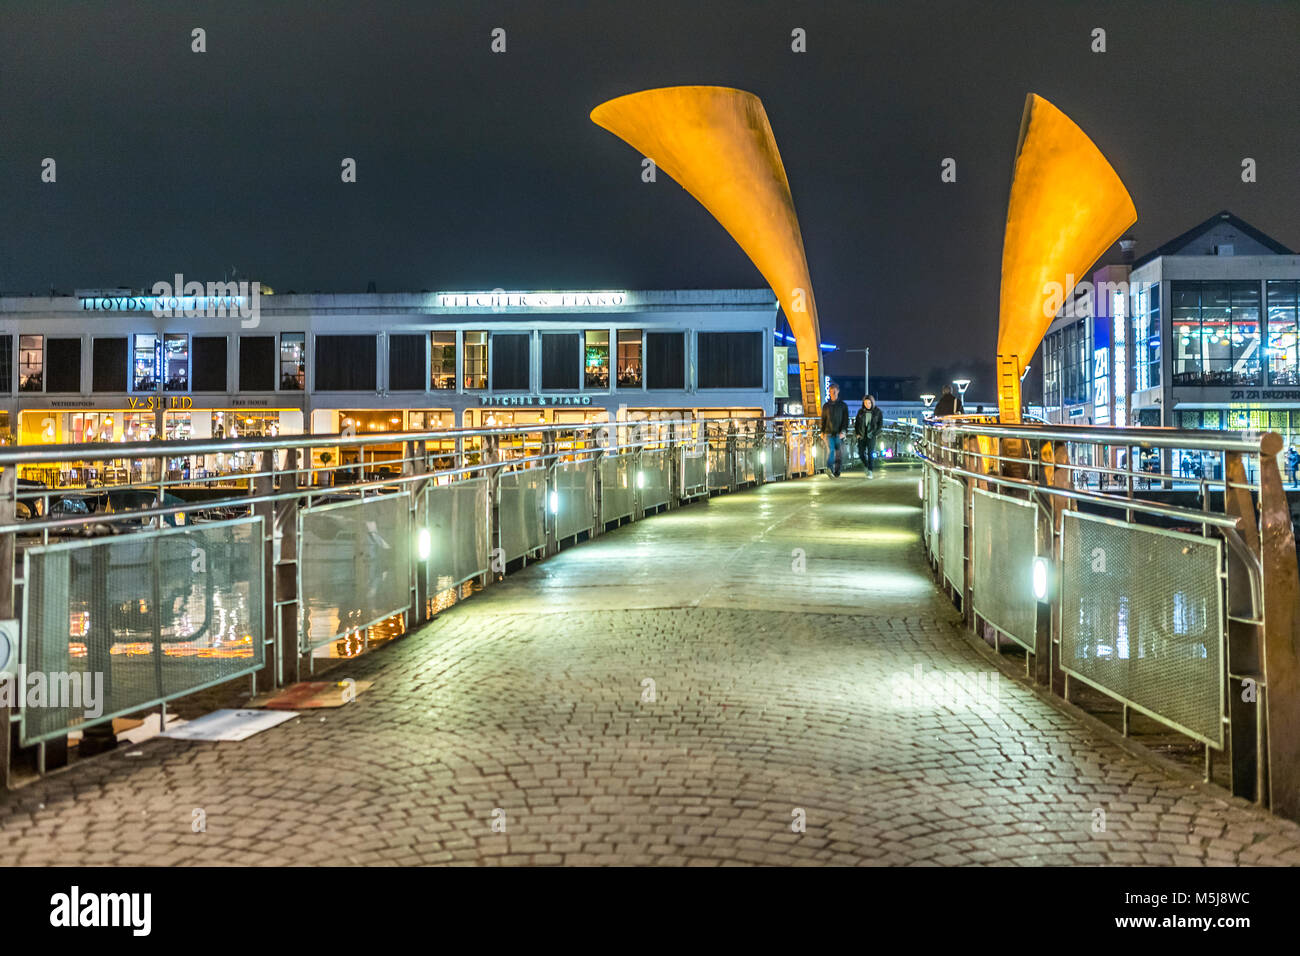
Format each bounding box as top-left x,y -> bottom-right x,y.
1,419 -> 1299,864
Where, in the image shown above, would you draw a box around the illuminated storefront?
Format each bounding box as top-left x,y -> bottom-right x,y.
1039,212 -> 1299,473
1,288 -> 777,486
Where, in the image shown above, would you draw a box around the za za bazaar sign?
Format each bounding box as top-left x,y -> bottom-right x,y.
478,395 -> 593,407
437,291 -> 627,309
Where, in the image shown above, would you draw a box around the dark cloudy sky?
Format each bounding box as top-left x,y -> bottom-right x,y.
2,0 -> 1297,384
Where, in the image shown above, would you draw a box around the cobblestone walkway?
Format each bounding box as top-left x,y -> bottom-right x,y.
3,467 -> 1299,865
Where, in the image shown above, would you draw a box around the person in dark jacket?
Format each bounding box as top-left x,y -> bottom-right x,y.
933,384 -> 963,417
854,394 -> 884,478
819,384 -> 850,477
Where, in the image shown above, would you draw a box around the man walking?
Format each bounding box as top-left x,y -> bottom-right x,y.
854,393 -> 883,478
933,384 -> 963,417
819,383 -> 850,478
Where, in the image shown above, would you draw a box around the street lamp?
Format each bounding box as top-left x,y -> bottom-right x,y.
953,378 -> 971,399
920,393 -> 936,408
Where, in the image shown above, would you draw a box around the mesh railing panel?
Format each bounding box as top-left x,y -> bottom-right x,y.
681,446 -> 708,498
707,441 -> 731,490
300,493 -> 411,651
498,467 -> 546,562
941,476 -> 965,590
971,489 -> 1038,650
1060,512 -> 1225,747
735,438 -> 758,484
20,517 -> 264,745
766,435 -> 787,479
424,477 -> 489,592
639,450 -> 672,510
600,454 -> 636,522
925,465 -> 939,560
554,460 -> 596,540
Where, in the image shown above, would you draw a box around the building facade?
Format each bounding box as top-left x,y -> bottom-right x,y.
1039,211 -> 1300,475
0,288 -> 779,484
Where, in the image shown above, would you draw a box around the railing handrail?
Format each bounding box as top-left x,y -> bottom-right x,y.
919,417 -> 1276,455
0,415 -> 819,467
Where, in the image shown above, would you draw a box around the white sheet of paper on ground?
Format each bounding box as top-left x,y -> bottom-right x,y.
159,708 -> 299,742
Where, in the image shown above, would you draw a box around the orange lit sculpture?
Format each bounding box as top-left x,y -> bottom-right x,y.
996,94 -> 1136,422
591,86 -> 824,413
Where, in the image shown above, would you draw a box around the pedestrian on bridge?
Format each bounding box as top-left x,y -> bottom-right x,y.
820,383 -> 850,478
933,384 -> 963,417
1287,446 -> 1299,485
855,394 -> 883,478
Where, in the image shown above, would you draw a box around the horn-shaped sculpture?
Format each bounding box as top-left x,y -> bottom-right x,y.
591,86 -> 824,413
997,93 -> 1137,423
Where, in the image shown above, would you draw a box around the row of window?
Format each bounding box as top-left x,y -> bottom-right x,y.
0,329 -> 765,395
1043,280 -> 1300,408
1041,319 -> 1090,409
1172,280 -> 1300,387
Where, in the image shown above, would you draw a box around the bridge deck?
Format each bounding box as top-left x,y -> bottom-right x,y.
3,467 -> 1299,865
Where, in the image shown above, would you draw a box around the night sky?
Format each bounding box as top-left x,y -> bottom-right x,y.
2,0 -> 1297,388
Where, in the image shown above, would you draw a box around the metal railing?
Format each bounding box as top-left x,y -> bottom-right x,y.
0,415 -> 819,787
917,416 -> 1300,823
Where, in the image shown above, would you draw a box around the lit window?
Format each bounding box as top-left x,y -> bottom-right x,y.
133,334 -> 159,391
585,330 -> 609,389
164,333 -> 189,391
18,335 -> 43,392
431,331 -> 456,389
280,333 -> 305,390
616,330 -> 642,388
463,332 -> 487,389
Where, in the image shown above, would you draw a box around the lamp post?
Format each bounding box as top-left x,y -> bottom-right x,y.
953,378 -> 971,399
920,393 -> 936,409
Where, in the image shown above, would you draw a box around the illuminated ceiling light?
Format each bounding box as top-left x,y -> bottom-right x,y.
548,490 -> 559,514
918,478 -> 924,499
416,528 -> 431,561
931,506 -> 941,533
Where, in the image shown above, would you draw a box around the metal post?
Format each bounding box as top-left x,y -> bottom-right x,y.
1257,433 -> 1300,820
0,468 -> 14,789
1224,449 -> 1262,801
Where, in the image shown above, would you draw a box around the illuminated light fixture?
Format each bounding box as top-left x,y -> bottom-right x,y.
548,490 -> 559,514
931,506 -> 941,533
1032,556 -> 1050,601
953,378 -> 971,396
920,393 -> 936,408
1180,337 -> 1190,347
759,450 -> 767,464
591,86 -> 825,414
1181,325 -> 1191,335
918,478 -> 924,500
995,93 -> 1137,422
636,471 -> 645,489
416,528 -> 432,561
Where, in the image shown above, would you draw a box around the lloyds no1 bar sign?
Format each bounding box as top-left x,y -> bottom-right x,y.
478,395 -> 594,407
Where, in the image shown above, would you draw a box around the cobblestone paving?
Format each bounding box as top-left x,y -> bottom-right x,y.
3,467 -> 1299,866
